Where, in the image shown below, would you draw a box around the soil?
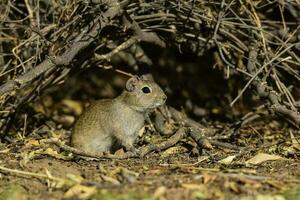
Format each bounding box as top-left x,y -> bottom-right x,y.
1,1 -> 299,199
0,122 -> 299,200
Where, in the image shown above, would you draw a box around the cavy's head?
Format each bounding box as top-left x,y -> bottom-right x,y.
123,75 -> 167,112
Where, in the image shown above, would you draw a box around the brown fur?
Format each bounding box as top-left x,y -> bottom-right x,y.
70,76 -> 166,153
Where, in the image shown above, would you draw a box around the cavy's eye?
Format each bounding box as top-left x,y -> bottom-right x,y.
142,86 -> 151,94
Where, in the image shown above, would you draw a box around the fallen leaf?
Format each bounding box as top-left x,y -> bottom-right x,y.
225,181 -> 240,193
200,172 -> 217,184
66,174 -> 84,184
100,174 -> 120,185
0,183 -> 27,200
63,184 -> 96,200
52,115 -> 75,127
45,169 -> 83,189
284,187 -> 300,200
256,194 -> 285,200
154,186 -> 167,200
182,183 -> 205,190
218,155 -> 236,165
24,139 -> 40,148
138,126 -> 145,137
118,167 -> 139,183
161,146 -> 188,157
114,148 -> 125,156
246,153 -> 284,165
61,99 -> 83,116
0,149 -> 10,153
290,131 -> 300,151
192,191 -> 206,199
19,149 -> 43,167
197,156 -> 210,163
43,148 -> 72,160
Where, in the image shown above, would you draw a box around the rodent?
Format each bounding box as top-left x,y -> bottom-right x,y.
70,75 -> 167,154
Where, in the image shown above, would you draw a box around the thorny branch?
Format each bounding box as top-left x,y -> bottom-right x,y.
42,127 -> 188,160
0,0 -> 122,96
43,105 -> 242,160
0,0 -> 299,140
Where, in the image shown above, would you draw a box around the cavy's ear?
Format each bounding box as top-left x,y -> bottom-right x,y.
140,74 -> 154,81
126,76 -> 140,92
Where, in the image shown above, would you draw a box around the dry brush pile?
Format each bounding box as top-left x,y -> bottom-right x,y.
0,0 -> 299,147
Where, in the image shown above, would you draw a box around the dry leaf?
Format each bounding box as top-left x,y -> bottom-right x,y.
246,153 -> 284,165
32,102 -> 47,115
0,149 -> 10,154
52,115 -> 75,127
154,186 -> 167,200
43,148 -> 72,160
202,173 -> 216,184
161,146 -> 188,157
100,174 -> 120,185
24,139 -> 40,148
118,167 -> 139,183
182,183 -> 205,190
66,174 -> 84,184
0,183 -> 27,200
256,194 -> 285,200
290,131 -> 300,151
114,148 -> 126,156
19,149 -> 43,167
138,126 -> 145,137
44,169 -> 84,189
225,181 -> 240,193
63,184 -> 96,200
218,155 -> 236,165
61,99 -> 83,116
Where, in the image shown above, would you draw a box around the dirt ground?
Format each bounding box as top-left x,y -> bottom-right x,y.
0,1 -> 299,199
0,121 -> 299,200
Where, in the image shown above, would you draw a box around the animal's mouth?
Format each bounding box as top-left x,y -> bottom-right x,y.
153,98 -> 167,108
148,95 -> 167,109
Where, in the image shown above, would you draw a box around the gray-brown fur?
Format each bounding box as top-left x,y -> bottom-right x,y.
70,75 -> 167,154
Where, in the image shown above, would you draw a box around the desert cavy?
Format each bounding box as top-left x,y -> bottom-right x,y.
70,75 -> 166,154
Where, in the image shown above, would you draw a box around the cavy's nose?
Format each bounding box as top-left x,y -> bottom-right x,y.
162,95 -> 167,102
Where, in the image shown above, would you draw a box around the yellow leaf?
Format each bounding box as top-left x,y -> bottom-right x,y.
61,99 -> 83,116
45,148 -> 59,156
154,186 -> 167,199
0,183 -> 27,200
43,148 -> 72,160
182,183 -> 204,190
25,139 -> 40,147
246,153 -> 285,165
63,184 -> 96,200
218,155 -> 236,165
66,174 -> 84,184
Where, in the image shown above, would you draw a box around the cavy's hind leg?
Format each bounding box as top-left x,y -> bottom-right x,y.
87,134 -> 113,153
113,132 -> 137,152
